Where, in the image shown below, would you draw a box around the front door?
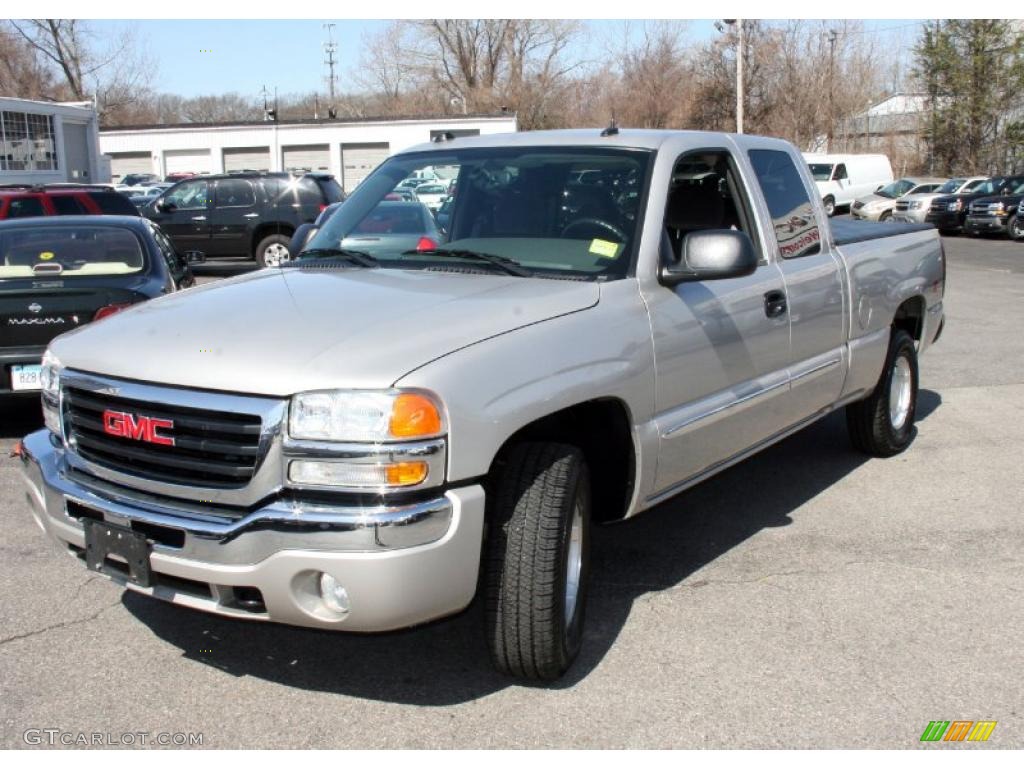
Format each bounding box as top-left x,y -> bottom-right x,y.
644,149 -> 792,495
150,179 -> 211,253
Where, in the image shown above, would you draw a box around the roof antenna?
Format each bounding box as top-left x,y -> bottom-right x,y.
601,113 -> 619,137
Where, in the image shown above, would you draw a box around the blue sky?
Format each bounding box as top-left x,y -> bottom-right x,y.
92,19 -> 924,99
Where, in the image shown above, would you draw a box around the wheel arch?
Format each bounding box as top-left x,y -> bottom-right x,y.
251,223 -> 295,257
893,294 -> 926,341
487,397 -> 637,524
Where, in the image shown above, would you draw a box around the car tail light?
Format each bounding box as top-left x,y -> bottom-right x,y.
93,303 -> 132,321
416,236 -> 438,252
319,203 -> 328,213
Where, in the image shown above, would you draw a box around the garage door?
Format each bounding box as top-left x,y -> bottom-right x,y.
164,148 -> 211,175
223,146 -> 271,172
109,152 -> 152,182
341,143 -> 389,193
282,144 -> 329,174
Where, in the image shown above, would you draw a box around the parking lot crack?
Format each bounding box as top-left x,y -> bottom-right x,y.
0,600 -> 120,649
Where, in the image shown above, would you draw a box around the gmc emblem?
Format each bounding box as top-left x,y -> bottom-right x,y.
102,409 -> 175,447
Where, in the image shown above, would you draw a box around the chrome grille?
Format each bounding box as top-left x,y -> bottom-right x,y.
64,386 -> 263,488
895,201 -> 909,211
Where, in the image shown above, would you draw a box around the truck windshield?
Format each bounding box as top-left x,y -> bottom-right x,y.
0,226 -> 146,279
937,179 -> 966,194
808,163 -> 834,181
303,146 -> 654,280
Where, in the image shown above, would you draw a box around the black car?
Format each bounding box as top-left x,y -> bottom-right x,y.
142,171 -> 345,267
926,176 -> 1024,234
0,215 -> 200,396
962,178 -> 1024,237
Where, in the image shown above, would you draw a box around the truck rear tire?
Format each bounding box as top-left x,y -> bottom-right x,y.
485,442 -> 591,681
255,234 -> 292,268
823,196 -> 836,217
846,329 -> 918,457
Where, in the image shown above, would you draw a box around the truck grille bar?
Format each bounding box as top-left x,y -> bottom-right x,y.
64,386 -> 264,488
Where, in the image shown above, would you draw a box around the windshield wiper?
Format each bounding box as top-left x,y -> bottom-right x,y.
402,248 -> 533,277
293,248 -> 378,268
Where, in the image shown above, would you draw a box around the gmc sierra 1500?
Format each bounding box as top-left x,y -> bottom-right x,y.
18,129 -> 945,681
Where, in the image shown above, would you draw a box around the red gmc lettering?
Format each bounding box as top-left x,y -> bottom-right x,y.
102,410 -> 175,446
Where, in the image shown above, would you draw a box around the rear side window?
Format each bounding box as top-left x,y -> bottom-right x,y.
747,149 -> 821,259
296,178 -> 327,205
51,195 -> 87,215
89,192 -> 139,215
7,197 -> 46,218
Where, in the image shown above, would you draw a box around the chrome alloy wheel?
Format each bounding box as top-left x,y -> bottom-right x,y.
889,356 -> 913,429
564,491 -> 584,626
263,242 -> 290,267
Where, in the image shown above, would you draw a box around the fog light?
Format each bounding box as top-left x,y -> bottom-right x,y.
319,572 -> 350,616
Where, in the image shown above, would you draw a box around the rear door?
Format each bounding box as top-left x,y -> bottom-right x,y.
747,146 -> 846,425
209,178 -> 258,256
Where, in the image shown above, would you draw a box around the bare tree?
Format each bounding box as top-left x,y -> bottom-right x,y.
5,19 -> 152,119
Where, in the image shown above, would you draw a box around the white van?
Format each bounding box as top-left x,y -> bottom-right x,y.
802,153 -> 894,216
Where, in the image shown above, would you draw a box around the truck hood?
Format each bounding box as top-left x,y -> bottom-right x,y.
50,267 -> 600,396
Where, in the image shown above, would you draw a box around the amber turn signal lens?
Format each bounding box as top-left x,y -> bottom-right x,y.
385,461 -> 429,486
389,393 -> 443,438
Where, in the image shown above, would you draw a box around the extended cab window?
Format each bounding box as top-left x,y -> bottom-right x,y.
834,164 -> 848,181
748,149 -> 821,259
90,192 -> 138,215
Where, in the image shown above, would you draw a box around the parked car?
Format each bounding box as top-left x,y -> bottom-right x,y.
411,183 -> 449,212
0,185 -> 140,220
118,173 -> 160,188
925,176 -> 1024,234
892,177 -> 988,224
803,153 -> 894,216
851,177 -> 947,222
0,215 -> 199,396
143,171 -> 345,267
962,178 -> 1024,237
317,200 -> 440,257
127,184 -> 173,210
164,172 -> 197,183
434,196 -> 453,233
18,129 -> 944,681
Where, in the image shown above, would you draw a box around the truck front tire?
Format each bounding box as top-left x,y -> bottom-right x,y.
846,329 -> 919,457
823,196 -> 836,217
485,442 -> 591,681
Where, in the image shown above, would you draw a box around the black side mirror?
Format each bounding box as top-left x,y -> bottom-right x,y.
659,229 -> 758,287
156,200 -> 176,213
183,251 -> 206,264
290,223 -> 317,256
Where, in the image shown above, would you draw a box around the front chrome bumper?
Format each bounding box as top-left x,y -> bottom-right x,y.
18,429 -> 485,631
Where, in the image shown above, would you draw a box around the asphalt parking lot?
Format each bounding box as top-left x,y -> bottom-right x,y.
1,232 -> 1022,749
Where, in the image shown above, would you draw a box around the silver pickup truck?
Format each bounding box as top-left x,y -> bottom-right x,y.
17,129 -> 945,681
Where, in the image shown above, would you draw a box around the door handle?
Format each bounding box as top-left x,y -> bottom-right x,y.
764,290 -> 787,318
244,213 -> 259,218
191,215 -> 207,221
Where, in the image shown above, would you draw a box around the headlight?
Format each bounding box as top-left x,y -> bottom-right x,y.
909,201 -> 922,210
948,200 -> 962,211
288,390 -> 444,442
40,349 -> 62,435
285,389 -> 446,492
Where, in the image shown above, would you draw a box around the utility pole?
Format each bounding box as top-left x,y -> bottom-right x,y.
827,29 -> 838,151
323,23 -> 338,106
717,19 -> 744,133
736,19 -> 744,134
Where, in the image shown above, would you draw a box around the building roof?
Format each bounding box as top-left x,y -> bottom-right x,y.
100,112 -> 516,133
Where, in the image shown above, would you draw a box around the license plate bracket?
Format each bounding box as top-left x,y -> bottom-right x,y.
83,518 -> 153,587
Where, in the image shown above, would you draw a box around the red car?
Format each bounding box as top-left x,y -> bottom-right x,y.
0,185 -> 139,220
163,172 -> 197,183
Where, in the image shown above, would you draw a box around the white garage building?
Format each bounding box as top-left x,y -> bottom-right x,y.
0,97 -> 104,185
99,113 -> 517,192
